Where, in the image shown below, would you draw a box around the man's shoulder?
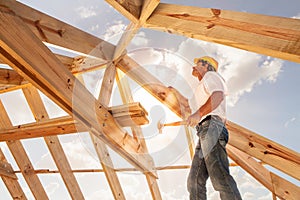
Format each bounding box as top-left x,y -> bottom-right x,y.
204,71 -> 225,81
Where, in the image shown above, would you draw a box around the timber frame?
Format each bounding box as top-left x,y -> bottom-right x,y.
0,0 -> 299,199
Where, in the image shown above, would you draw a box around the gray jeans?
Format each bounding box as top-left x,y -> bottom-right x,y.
187,116 -> 242,200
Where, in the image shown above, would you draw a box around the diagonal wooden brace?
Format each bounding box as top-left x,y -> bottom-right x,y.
0,160 -> 17,180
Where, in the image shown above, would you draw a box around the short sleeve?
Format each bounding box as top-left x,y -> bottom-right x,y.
203,72 -> 227,95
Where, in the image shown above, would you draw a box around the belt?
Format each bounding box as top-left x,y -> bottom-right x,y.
196,115 -> 223,132
198,115 -> 222,126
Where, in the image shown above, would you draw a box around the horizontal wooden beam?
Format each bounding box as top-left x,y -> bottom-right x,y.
0,103 -> 149,141
227,121 -> 300,181
145,3 -> 300,63
0,8 -> 154,174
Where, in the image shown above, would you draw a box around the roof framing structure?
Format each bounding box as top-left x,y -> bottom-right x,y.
0,0 -> 299,199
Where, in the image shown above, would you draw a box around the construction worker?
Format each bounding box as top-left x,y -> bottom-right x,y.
186,56 -> 242,200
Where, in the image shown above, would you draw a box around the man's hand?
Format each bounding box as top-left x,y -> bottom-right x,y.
186,111 -> 201,127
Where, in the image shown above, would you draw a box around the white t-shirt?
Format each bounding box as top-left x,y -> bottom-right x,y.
191,71 -> 227,122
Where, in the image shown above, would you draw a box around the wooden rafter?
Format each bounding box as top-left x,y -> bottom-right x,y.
145,3 -> 300,63
1,0 -> 115,61
0,0 -> 299,198
116,69 -> 162,199
22,86 -> 85,199
0,7 -> 155,176
0,149 -> 26,199
87,65 -> 126,200
105,0 -> 141,23
0,101 -> 48,199
112,0 -> 159,60
227,145 -> 300,199
227,121 -> 300,181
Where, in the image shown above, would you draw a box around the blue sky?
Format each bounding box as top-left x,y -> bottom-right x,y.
0,0 -> 299,199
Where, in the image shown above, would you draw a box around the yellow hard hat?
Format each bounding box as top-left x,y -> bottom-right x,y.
194,56 -> 218,71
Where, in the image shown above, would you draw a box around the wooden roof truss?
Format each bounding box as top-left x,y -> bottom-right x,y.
0,0 -> 299,199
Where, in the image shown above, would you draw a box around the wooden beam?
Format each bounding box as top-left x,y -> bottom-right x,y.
93,64 -> 127,199
112,0 -> 159,60
23,86 -> 85,199
0,149 -> 27,199
0,116 -> 82,141
0,101 -> 48,199
271,172 -> 300,200
0,8 -> 154,175
227,121 -> 300,181
0,160 -> 17,180
139,0 -> 160,23
0,102 -> 149,142
105,0 -> 141,23
1,0 -> 115,61
145,3 -> 300,63
0,68 -> 26,85
116,69 -> 162,199
0,54 -> 107,94
227,145 -> 300,199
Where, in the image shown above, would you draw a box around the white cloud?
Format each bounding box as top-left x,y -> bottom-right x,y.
284,117 -> 296,128
36,134 -> 101,170
45,182 -> 60,196
76,6 -> 97,19
103,21 -> 127,44
292,13 -> 300,19
243,192 -> 255,199
131,31 -> 149,47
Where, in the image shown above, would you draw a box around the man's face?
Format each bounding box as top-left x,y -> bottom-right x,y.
192,60 -> 207,78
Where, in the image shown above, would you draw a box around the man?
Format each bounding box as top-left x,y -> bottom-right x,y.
186,56 -> 242,200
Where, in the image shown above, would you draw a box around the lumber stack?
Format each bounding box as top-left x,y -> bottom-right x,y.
110,102 -> 149,127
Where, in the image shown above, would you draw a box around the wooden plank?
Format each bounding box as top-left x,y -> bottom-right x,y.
139,0 -> 160,23
0,160 -> 17,179
23,86 -> 85,200
0,116 -> 82,141
145,3 -> 300,63
227,145 -> 300,199
0,8 -> 154,175
271,172 -> 300,200
1,0 -> 115,61
112,0 -> 159,60
0,103 -> 148,142
0,54 -> 107,94
105,0 -> 140,23
0,68 -> 25,85
91,65 -> 126,200
227,121 -> 300,181
116,68 -> 162,199
0,149 -> 27,199
113,22 -> 139,61
0,101 -> 48,199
